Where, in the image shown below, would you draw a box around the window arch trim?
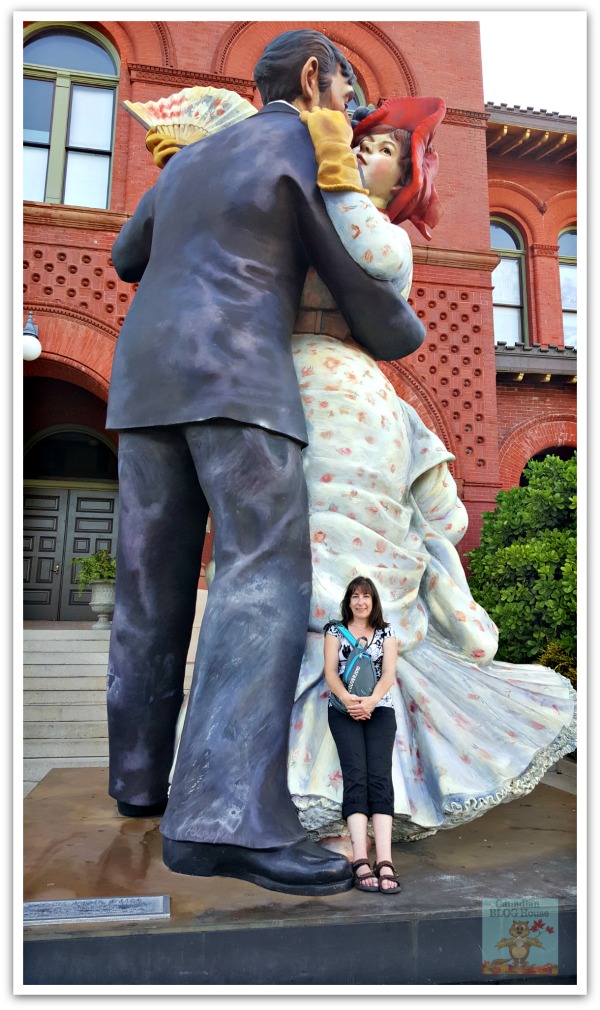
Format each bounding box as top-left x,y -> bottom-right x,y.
491,215 -> 529,346
491,219 -> 523,253
558,226 -> 577,260
491,216 -> 525,252
24,423 -> 118,458
23,22 -> 120,78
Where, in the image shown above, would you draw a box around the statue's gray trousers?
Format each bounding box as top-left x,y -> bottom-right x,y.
107,421 -> 311,849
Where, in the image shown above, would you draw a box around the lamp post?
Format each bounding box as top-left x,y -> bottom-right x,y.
23,311 -> 42,361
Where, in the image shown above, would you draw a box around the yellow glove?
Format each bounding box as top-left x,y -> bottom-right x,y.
145,128 -> 185,170
299,108 -> 368,194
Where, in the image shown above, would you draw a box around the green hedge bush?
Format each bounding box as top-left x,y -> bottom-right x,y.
538,641 -> 577,689
466,453 -> 576,666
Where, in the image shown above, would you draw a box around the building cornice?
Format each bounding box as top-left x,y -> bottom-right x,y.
444,108 -> 489,129
412,246 -> 500,272
486,102 -> 577,132
23,203 -> 127,232
486,103 -> 576,164
24,202 -> 128,233
495,341 -> 577,377
127,63 -> 256,99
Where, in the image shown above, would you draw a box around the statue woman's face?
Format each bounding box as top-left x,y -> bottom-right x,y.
354,132 -> 401,208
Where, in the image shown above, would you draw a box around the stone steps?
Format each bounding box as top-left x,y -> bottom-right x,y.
25,739 -> 110,758
24,677 -> 108,691
25,704 -> 109,722
24,721 -> 109,739
22,591 -> 206,796
23,664 -> 112,678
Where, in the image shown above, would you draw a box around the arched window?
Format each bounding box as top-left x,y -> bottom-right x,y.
23,25 -> 119,209
490,219 -> 527,346
24,428 -> 118,482
558,229 -> 577,348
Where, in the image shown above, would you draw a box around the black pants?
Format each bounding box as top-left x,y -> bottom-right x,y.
328,705 -> 396,819
106,420 -> 311,849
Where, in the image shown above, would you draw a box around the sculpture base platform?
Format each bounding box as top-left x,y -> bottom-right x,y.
23,767 -> 577,987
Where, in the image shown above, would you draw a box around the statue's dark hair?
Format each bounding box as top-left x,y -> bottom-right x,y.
340,576 -> 387,631
253,29 -> 355,105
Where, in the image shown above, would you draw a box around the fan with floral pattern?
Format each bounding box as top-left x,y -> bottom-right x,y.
122,85 -> 257,144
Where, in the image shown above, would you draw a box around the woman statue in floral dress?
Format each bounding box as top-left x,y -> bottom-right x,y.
287,99 -> 576,842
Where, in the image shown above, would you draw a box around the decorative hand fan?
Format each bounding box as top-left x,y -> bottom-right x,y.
122,85 -> 257,144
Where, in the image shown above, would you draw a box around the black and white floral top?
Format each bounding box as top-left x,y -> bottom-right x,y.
324,621 -> 395,709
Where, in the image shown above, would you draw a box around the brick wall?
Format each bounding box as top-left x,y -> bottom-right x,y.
24,378 -> 115,446
497,383 -> 577,443
497,382 -> 577,488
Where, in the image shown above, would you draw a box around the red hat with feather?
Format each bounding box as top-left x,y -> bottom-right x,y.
352,96 -> 446,240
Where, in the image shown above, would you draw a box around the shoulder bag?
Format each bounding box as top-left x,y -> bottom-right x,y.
329,624 -> 378,715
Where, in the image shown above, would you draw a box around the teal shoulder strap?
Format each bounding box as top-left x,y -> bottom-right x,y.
335,623 -> 358,647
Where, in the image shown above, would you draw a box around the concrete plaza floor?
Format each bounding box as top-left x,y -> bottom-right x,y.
23,758 -> 578,986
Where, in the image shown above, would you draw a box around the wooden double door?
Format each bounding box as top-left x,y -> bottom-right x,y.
23,484 -> 119,622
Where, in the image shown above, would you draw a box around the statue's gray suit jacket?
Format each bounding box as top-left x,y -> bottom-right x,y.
107,103 -> 425,441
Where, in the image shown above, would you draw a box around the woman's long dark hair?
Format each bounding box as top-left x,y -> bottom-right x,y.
340,576 -> 386,631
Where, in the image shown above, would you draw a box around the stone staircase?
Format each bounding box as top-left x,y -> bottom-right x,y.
23,594 -> 205,797
23,627 -> 112,795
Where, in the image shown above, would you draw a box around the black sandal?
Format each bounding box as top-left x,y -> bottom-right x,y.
373,860 -> 402,895
351,859 -> 379,892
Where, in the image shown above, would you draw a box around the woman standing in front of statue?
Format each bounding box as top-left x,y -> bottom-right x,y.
324,576 -> 400,894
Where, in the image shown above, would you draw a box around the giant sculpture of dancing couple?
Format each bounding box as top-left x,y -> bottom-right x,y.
143,84 -> 576,846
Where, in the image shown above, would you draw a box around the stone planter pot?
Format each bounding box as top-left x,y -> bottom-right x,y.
89,579 -> 116,630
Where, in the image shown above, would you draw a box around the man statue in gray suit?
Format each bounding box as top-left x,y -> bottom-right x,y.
106,28 -> 425,895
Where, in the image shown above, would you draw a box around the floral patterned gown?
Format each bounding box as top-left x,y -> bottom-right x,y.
288,262 -> 576,841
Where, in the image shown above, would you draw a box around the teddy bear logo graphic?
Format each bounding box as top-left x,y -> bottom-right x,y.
492,920 -> 545,969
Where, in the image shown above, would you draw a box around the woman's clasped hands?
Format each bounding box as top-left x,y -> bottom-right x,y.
344,694 -> 376,719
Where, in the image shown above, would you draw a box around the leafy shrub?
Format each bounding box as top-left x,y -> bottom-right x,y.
74,548 -> 117,594
467,454 -> 576,665
539,641 -> 577,690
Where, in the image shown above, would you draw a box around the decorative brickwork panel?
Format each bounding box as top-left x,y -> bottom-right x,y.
403,281 -> 497,484
531,243 -> 560,257
23,240 -> 131,335
379,272 -> 503,561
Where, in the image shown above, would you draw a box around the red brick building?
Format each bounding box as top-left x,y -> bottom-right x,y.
22,19 -> 577,621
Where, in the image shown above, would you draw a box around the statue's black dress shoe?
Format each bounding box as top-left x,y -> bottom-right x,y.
163,836 -> 353,895
117,799 -> 168,817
